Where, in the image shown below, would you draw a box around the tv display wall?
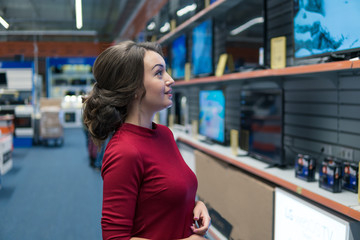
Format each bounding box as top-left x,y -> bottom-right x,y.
192,19 -> 213,76
199,89 -> 225,144
294,0 -> 360,58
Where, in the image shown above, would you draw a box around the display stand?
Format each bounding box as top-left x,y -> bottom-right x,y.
0,134 -> 13,175
173,130 -> 360,221
13,105 -> 34,148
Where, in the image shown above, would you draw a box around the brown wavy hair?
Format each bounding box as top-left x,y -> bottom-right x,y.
82,40 -> 163,147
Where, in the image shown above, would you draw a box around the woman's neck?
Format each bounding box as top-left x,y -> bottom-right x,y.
125,116 -> 153,129
125,102 -> 154,129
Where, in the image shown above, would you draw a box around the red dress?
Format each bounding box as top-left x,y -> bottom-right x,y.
101,123 -> 198,240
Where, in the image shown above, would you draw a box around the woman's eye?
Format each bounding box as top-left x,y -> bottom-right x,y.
155,70 -> 163,77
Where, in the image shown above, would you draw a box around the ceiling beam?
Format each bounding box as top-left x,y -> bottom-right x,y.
114,0 -> 169,42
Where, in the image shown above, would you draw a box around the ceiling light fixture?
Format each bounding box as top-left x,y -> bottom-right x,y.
230,17 -> 264,35
75,0 -> 83,29
176,3 -> 197,17
0,16 -> 9,29
160,22 -> 170,33
147,22 -> 156,31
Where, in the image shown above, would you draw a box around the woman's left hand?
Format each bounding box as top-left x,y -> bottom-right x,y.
191,201 -> 211,236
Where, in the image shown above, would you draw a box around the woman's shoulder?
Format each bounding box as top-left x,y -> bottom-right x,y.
156,123 -> 173,135
106,132 -> 139,157
102,134 -> 143,176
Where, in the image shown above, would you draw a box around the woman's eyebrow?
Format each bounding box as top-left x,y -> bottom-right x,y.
152,63 -> 164,70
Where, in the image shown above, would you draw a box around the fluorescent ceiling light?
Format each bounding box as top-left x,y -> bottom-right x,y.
230,17 -> 264,35
177,3 -> 197,17
0,30 -> 97,36
147,22 -> 156,31
160,22 -> 170,33
0,16 -> 9,29
75,0 -> 83,29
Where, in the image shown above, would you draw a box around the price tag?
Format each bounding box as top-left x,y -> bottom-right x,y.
191,120 -> 198,139
230,129 -> 239,156
296,186 -> 302,195
168,114 -> 174,129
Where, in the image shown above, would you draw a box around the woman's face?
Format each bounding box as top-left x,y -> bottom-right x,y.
141,50 -> 174,114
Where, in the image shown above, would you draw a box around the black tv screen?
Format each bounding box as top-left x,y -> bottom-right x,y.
0,72 -> 7,86
240,89 -> 284,166
171,34 -> 186,79
199,89 -> 225,144
174,92 -> 188,126
192,19 -> 213,76
293,0 -> 360,58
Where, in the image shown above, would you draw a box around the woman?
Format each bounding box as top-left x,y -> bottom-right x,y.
83,41 -> 210,240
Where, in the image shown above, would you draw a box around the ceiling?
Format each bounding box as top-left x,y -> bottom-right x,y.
0,0 -> 145,42
0,0 -> 264,44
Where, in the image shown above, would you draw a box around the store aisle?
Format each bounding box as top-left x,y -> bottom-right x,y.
0,128 -> 103,240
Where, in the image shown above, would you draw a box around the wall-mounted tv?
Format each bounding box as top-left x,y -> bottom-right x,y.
199,89 -> 225,144
293,0 -> 360,59
240,88 -> 284,166
171,34 -> 186,79
174,92 -> 189,126
192,19 -> 213,76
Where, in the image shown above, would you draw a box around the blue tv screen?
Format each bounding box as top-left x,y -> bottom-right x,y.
192,20 -> 213,76
199,90 -> 225,143
171,34 -> 186,79
294,0 -> 360,58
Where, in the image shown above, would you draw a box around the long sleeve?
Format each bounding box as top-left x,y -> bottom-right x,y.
101,143 -> 144,240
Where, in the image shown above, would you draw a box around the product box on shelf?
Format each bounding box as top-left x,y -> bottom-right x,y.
40,107 -> 63,139
0,115 -> 14,136
39,98 -> 63,140
342,161 -> 358,193
295,154 -> 316,182
319,157 -> 342,193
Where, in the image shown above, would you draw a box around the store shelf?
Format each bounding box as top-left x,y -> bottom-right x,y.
173,130 -> 360,221
157,0 -> 243,45
172,59 -> 360,87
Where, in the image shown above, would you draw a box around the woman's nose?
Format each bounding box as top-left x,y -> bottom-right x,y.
165,74 -> 175,86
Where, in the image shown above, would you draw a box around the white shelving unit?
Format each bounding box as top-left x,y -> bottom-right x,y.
46,57 -> 95,98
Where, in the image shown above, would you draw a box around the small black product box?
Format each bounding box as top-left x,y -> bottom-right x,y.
295,154 -> 316,182
342,162 -> 359,193
319,157 -> 342,193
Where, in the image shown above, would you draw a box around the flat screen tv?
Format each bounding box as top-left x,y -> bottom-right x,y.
0,72 -> 8,87
174,92 -> 189,126
240,88 -> 284,166
171,34 -> 186,79
293,0 -> 360,59
192,19 -> 213,76
199,89 -> 225,144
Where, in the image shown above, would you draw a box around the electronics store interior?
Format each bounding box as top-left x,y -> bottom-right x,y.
1,0 -> 360,239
